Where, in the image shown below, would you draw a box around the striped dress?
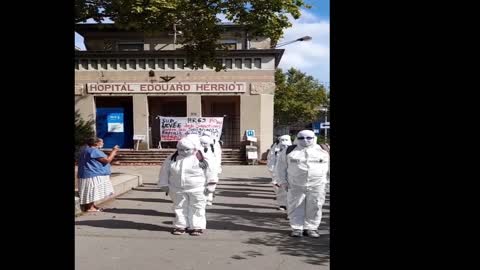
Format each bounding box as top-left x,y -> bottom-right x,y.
78,175 -> 114,204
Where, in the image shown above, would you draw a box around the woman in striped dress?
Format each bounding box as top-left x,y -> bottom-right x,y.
77,137 -> 119,212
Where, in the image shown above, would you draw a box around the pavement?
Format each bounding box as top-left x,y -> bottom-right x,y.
75,165 -> 330,270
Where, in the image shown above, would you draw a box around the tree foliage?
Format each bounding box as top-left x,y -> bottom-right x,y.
74,110 -> 95,158
75,0 -> 310,69
274,68 -> 328,127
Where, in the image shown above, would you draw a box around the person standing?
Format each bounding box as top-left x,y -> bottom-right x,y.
267,134 -> 292,210
77,137 -> 119,212
158,137 -> 215,236
275,130 -> 329,238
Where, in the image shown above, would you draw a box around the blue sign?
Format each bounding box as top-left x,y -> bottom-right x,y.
246,129 -> 255,137
107,113 -> 124,133
107,113 -> 124,123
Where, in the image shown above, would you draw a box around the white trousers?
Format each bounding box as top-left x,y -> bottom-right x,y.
287,183 -> 327,230
169,188 -> 207,229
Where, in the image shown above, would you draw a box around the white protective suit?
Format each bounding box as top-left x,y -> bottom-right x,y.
267,135 -> 292,208
158,138 -> 215,230
200,135 -> 220,205
275,130 -> 330,231
202,131 -> 222,174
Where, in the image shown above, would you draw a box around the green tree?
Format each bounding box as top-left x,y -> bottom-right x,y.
75,0 -> 310,70
74,110 -> 95,159
274,68 -> 328,128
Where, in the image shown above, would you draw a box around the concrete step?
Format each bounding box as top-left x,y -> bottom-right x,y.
112,161 -> 246,165
104,147 -> 246,166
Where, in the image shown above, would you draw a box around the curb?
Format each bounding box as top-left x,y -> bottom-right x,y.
75,173 -> 142,216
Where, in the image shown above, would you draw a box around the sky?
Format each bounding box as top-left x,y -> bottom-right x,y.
277,0 -> 330,86
75,0 -> 329,84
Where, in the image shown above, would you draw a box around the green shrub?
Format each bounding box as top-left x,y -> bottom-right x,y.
74,110 -> 95,159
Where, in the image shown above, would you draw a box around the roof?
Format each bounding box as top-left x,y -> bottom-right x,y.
75,23 -> 247,36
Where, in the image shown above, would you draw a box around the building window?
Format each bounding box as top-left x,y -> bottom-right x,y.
117,43 -> 144,51
109,59 -> 117,70
80,59 -> 89,70
167,59 -> 175,69
158,59 -> 165,69
254,58 -> 262,69
119,59 -> 127,70
176,59 -> 185,69
128,59 -> 137,69
218,40 -> 237,50
244,58 -> 252,69
235,58 -> 242,69
147,59 -> 155,69
225,59 -> 233,69
100,59 -> 107,70
90,59 -> 98,70
139,59 -> 146,69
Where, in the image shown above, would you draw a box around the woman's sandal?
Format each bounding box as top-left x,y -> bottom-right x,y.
189,229 -> 203,236
171,228 -> 186,235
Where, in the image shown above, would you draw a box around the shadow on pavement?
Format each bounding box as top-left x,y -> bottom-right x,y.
216,187 -> 275,194
75,219 -> 172,232
244,233 -> 330,266
116,197 -> 171,203
218,183 -> 271,188
220,177 -> 272,184
215,190 -> 275,200
211,202 -> 278,210
205,208 -> 289,233
206,220 -> 288,234
102,208 -> 175,217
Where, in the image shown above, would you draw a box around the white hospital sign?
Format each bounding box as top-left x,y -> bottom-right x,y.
87,82 -> 246,94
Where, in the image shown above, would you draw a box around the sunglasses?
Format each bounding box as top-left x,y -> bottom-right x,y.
297,137 -> 314,140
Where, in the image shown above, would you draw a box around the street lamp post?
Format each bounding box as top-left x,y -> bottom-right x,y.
320,106 -> 328,142
272,36 -> 312,48
324,108 -> 328,142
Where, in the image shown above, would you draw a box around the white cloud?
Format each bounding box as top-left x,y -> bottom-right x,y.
75,32 -> 86,50
278,9 -> 330,83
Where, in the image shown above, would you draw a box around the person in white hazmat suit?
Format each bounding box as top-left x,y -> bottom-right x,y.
158,137 -> 215,236
199,135 -> 220,205
275,130 -> 330,238
202,131 -> 222,174
267,134 -> 292,210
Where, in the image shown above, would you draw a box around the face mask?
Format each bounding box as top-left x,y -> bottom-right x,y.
279,138 -> 290,146
296,135 -> 315,147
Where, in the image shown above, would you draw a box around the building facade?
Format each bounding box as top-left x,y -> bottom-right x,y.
75,24 -> 283,156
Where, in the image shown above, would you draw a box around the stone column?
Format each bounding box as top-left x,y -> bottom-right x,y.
132,95 -> 150,150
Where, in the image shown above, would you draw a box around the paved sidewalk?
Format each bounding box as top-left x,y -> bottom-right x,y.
75,165 -> 330,270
